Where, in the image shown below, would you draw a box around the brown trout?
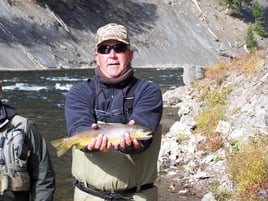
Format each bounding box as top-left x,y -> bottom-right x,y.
51,122 -> 152,157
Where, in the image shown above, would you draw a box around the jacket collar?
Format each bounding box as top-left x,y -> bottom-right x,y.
95,65 -> 134,85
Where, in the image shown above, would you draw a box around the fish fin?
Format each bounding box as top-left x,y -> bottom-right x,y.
50,139 -> 70,157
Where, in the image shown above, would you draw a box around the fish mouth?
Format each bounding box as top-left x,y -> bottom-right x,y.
144,129 -> 152,135
136,129 -> 153,140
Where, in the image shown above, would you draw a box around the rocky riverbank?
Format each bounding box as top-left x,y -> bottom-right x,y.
158,49 -> 268,200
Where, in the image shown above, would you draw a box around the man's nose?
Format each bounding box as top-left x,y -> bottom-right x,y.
109,49 -> 117,57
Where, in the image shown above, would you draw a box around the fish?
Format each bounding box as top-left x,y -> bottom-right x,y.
51,122 -> 152,157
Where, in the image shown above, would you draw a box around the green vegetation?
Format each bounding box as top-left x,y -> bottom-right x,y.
194,61 -> 231,140
246,24 -> 257,52
252,1 -> 266,37
201,87 -> 230,108
209,181 -> 231,200
176,133 -> 189,144
227,138 -> 268,200
195,104 -> 225,138
222,0 -> 242,7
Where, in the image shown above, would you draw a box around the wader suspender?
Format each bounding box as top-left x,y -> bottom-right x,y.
88,78 -> 140,120
122,78 -> 140,119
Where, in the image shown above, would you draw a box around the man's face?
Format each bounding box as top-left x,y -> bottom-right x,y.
95,40 -> 133,78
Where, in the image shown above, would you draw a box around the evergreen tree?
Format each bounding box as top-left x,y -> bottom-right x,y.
245,24 -> 257,52
252,1 -> 266,37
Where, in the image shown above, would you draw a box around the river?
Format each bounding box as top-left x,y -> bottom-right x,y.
0,68 -> 199,201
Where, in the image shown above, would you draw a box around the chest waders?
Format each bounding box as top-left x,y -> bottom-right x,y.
72,79 -> 162,200
0,115 -> 30,194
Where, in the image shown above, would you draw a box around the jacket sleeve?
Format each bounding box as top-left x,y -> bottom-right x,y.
65,81 -> 96,136
25,120 -> 55,201
130,80 -> 163,133
120,80 -> 163,154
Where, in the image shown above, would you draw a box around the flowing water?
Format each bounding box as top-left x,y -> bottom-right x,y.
0,68 -> 199,201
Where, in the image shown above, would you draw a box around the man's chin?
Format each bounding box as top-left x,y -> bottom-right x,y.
107,71 -> 121,78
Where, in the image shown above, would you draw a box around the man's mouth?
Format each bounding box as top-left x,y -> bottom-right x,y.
109,63 -> 119,66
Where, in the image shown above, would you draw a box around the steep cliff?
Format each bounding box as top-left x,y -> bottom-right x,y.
0,0 -> 267,70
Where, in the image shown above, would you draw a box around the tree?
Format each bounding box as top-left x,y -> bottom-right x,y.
245,24 -> 257,52
252,1 -> 266,37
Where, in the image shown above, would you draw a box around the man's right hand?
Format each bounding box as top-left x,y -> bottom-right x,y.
87,123 -> 112,151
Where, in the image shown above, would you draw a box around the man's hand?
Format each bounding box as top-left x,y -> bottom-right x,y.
87,123 -> 112,151
113,120 -> 140,151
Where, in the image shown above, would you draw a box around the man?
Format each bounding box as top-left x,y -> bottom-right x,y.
65,23 -> 163,201
0,85 -> 55,201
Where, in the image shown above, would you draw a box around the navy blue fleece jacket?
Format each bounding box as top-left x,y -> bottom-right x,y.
65,75 -> 163,138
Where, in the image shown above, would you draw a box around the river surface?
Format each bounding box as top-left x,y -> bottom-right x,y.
0,68 -> 199,201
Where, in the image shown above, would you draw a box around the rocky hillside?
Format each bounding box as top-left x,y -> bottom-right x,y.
0,0 -> 267,70
159,50 -> 268,199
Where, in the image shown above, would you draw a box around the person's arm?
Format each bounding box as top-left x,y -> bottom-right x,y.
65,81 -> 96,136
130,81 -> 163,133
119,81 -> 163,154
26,120 -> 55,201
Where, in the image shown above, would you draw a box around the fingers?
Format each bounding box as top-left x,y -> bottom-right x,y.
87,123 -> 141,152
132,139 -> 140,149
119,133 -> 131,149
115,133 -> 140,150
87,134 -> 111,151
122,133 -> 132,147
113,144 -> 119,151
97,134 -> 107,151
87,138 -> 97,151
128,120 -> 135,126
91,123 -> 98,129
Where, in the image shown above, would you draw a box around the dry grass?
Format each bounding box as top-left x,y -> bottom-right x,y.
227,138 -> 268,200
196,49 -> 266,90
227,49 -> 265,75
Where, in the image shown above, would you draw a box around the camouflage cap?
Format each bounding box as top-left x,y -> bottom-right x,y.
96,23 -> 130,47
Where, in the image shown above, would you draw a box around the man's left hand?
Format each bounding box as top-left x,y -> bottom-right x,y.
113,120 -> 140,151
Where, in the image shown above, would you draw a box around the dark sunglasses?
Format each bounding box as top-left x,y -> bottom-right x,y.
97,43 -> 129,54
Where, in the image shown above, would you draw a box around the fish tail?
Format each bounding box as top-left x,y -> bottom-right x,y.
50,139 -> 70,157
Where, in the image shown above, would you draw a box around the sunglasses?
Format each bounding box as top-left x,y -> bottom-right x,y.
97,43 -> 129,54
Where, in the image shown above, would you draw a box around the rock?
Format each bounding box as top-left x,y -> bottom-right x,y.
215,120 -> 231,136
183,65 -> 205,87
201,192 -> 215,201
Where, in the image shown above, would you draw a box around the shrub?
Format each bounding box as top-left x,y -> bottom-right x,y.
246,24 -> 257,52
195,106 -> 225,138
204,61 -> 228,85
228,49 -> 264,75
227,140 -> 268,200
